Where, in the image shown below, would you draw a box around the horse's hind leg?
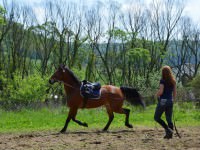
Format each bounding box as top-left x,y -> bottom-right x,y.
123,108 -> 133,128
103,105 -> 114,131
114,108 -> 133,128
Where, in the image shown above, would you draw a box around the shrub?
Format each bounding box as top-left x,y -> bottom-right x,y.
188,74 -> 200,99
137,71 -> 161,97
0,72 -> 49,103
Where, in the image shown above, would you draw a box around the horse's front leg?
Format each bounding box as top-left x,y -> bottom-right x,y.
72,118 -> 88,127
60,108 -> 77,133
70,107 -> 88,127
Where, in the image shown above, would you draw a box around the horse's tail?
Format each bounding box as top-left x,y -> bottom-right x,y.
120,86 -> 145,108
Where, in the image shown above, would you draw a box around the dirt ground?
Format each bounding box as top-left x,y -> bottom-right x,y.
0,127 -> 199,150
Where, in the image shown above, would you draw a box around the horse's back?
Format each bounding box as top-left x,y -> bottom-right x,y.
101,85 -> 124,98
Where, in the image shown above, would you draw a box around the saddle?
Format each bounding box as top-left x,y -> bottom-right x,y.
80,80 -> 101,99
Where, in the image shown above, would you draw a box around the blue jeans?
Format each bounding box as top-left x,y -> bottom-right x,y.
154,99 -> 173,130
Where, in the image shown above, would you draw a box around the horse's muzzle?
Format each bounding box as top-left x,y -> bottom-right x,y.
49,79 -> 56,84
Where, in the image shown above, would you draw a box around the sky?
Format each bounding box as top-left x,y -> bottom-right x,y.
0,0 -> 200,25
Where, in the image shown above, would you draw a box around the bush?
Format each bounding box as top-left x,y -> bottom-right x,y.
0,72 -> 49,103
137,71 -> 161,97
188,74 -> 200,99
189,74 -> 200,89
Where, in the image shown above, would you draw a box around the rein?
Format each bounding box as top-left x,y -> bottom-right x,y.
59,81 -> 78,89
55,79 -> 79,90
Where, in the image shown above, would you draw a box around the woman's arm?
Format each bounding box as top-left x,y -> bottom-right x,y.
156,84 -> 164,97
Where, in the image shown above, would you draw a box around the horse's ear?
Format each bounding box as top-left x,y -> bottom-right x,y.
60,64 -> 64,69
61,62 -> 68,70
60,64 -> 66,72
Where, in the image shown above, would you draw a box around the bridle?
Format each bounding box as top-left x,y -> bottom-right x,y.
50,65 -> 80,90
47,78 -> 79,97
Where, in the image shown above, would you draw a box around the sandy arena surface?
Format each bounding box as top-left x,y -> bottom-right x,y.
0,127 -> 199,150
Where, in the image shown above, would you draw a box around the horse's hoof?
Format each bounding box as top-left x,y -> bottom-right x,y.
102,128 -> 108,132
60,129 -> 66,133
83,123 -> 88,127
125,124 -> 133,128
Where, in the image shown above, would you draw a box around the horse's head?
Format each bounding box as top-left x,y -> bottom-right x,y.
49,65 -> 66,84
49,65 -> 81,86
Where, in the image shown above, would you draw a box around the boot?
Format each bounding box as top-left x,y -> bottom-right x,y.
164,128 -> 173,139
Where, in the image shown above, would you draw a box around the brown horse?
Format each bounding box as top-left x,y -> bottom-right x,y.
49,65 -> 145,133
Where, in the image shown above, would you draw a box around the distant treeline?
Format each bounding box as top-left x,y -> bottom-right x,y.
0,0 -> 199,103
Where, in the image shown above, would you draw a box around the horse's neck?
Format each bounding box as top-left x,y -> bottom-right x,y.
64,84 -> 79,95
63,71 -> 80,94
63,78 -> 79,91
63,77 -> 80,88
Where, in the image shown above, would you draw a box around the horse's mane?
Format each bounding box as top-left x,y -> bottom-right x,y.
64,66 -> 81,85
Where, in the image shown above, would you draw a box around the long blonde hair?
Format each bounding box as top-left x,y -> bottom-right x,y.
161,65 -> 176,88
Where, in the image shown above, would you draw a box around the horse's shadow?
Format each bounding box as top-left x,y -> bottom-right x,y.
58,129 -> 136,135
14,129 -> 136,140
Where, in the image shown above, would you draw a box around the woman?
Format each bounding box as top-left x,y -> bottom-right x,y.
154,65 -> 177,139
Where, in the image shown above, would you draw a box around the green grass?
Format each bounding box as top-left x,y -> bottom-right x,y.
0,103 -> 199,133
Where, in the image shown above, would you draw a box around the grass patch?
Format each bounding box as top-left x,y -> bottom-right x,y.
0,103 -> 199,133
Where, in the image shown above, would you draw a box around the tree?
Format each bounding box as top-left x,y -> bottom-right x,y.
0,1 -> 14,70
127,48 -> 151,85
149,0 -> 184,66
84,2 -> 104,82
168,17 -> 200,84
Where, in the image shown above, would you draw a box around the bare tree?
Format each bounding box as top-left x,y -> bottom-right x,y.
150,0 -> 184,66
120,1 -> 146,85
3,3 -> 28,75
93,1 -> 121,84
185,26 -> 200,78
52,0 -> 74,66
0,0 -> 14,70
84,2 -> 104,82
68,2 -> 87,68
167,16 -> 200,84
31,1 -> 57,76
